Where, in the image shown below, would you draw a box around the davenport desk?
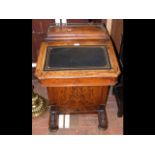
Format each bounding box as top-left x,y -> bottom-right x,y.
35,23 -> 120,131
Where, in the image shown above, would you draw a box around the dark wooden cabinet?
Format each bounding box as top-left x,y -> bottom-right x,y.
111,19 -> 123,53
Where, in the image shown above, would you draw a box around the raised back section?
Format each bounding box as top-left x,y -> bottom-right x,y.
45,24 -> 110,41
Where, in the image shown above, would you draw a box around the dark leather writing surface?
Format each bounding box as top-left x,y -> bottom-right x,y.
44,46 -> 111,71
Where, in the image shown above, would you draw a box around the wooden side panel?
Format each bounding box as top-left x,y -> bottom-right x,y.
111,19 -> 123,53
47,86 -> 109,113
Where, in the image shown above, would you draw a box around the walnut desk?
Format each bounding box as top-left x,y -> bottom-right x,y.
35,24 -> 120,131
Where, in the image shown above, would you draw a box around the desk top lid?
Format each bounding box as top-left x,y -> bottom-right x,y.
45,23 -> 110,41
44,46 -> 111,71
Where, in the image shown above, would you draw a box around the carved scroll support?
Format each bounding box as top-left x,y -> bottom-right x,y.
98,105 -> 108,130
49,105 -> 58,132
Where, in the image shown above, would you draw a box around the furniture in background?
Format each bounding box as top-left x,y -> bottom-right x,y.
113,34 -> 123,117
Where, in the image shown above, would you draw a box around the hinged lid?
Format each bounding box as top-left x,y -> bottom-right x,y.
45,24 -> 110,41
44,46 -> 111,71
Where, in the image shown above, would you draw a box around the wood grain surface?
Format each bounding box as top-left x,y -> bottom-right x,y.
47,86 -> 109,113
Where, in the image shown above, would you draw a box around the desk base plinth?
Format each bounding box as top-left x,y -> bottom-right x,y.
47,86 -> 109,130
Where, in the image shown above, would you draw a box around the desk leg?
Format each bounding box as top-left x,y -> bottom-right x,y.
49,105 -> 58,132
98,105 -> 108,129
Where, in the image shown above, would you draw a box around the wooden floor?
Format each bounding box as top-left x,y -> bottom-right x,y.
32,80 -> 123,135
